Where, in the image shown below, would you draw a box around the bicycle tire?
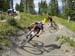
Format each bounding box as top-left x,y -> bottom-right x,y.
26,31 -> 38,43
48,26 -> 54,33
48,25 -> 58,33
23,46 -> 43,55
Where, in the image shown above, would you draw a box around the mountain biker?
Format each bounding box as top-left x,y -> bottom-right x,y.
42,16 -> 53,24
47,16 -> 53,26
28,21 -> 44,37
47,16 -> 58,30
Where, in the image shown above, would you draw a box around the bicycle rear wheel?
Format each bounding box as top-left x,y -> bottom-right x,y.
48,24 -> 58,33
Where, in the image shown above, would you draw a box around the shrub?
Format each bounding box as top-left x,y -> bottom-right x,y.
56,35 -> 75,47
7,17 -> 17,26
0,15 -> 5,20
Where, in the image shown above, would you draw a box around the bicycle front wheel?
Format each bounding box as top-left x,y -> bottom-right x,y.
20,34 -> 34,47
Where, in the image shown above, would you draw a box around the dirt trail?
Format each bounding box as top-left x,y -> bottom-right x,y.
3,23 -> 75,56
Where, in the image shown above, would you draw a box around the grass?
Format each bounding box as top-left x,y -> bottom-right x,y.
0,13 -> 44,35
56,35 -> 75,47
16,13 -> 44,28
0,12 -> 11,20
53,16 -> 75,32
0,22 -> 16,46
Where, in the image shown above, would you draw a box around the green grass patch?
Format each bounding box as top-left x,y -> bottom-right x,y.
53,16 -> 75,32
56,35 -> 75,47
16,13 -> 44,28
0,22 -> 14,46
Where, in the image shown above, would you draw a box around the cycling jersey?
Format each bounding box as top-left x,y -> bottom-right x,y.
42,18 -> 48,23
34,22 -> 43,34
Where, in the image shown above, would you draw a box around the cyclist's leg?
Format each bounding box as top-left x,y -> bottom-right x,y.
27,31 -> 36,43
27,27 -> 40,43
36,29 -> 42,37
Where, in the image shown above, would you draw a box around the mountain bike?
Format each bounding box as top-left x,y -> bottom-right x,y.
48,21 -> 59,33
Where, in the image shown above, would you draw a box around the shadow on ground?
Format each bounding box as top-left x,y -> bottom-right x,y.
20,40 -> 60,55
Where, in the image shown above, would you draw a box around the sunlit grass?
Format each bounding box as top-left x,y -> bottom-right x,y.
56,36 -> 75,47
53,16 -> 75,32
16,13 -> 44,28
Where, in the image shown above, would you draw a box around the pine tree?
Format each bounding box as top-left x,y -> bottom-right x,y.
62,0 -> 75,20
15,3 -> 20,11
19,0 -> 24,12
0,0 -> 10,11
48,0 -> 59,16
38,0 -> 48,14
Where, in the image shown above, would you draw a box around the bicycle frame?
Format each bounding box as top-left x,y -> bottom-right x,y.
20,30 -> 37,47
